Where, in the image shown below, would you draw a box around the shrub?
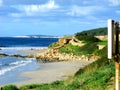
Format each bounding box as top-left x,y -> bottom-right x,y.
2,85 -> 18,90
76,27 -> 107,36
19,84 -> 40,90
75,33 -> 100,43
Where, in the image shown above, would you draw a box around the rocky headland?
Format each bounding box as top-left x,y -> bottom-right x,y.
35,36 -> 100,62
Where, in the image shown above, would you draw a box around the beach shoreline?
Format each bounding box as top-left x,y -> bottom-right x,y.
0,47 -> 96,87
4,60 -> 94,87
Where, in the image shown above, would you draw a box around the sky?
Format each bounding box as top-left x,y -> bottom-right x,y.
0,0 -> 120,36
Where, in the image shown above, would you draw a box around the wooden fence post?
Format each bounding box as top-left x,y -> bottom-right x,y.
115,22 -> 119,90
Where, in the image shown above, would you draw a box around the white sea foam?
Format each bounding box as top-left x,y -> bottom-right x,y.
9,60 -> 32,66
0,59 -> 33,76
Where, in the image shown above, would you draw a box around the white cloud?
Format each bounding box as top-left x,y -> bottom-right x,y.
67,5 -> 104,16
12,0 -> 59,16
108,0 -> 120,6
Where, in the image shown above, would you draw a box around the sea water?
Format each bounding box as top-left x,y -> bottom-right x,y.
0,37 -> 58,85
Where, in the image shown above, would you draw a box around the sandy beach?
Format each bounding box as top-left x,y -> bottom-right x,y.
0,48 -> 96,87
4,60 -> 94,87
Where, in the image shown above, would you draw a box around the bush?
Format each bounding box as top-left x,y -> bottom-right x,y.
2,85 -> 18,90
19,84 -> 40,90
75,33 -> 100,43
76,27 -> 107,36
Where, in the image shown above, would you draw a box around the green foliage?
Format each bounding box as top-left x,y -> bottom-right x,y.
96,46 -> 107,57
73,62 -> 115,90
19,81 -> 64,90
48,42 -> 59,48
75,33 -> 100,43
79,42 -> 99,54
75,46 -> 108,75
59,43 -> 81,55
78,27 -> 107,36
2,85 -> 18,90
98,41 -> 107,45
59,42 -> 99,55
19,84 -> 41,90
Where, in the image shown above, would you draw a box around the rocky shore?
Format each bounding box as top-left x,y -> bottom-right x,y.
0,46 -> 99,62
35,48 -> 99,62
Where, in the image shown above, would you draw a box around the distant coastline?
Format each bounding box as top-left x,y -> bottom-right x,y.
0,35 -> 60,38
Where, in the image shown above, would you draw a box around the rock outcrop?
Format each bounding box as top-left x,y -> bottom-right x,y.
69,37 -> 85,47
58,37 -> 72,45
35,48 -> 99,62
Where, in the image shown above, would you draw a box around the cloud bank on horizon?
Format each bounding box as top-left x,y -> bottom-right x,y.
0,0 -> 120,36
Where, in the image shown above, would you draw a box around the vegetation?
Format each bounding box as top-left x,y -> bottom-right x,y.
59,42 -> 99,55
1,85 -> 19,90
48,42 -> 60,48
59,33 -> 106,55
79,42 -> 99,54
98,40 -> 107,45
76,27 -> 107,36
59,43 -> 81,55
75,33 -> 100,43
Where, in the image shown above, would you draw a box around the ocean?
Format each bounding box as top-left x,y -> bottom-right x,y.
0,37 -> 58,47
0,37 -> 58,85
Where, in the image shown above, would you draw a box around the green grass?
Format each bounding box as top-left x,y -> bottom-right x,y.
59,43 -> 81,55
19,81 -> 64,90
74,62 -> 114,90
98,41 -> 107,45
79,42 -> 99,55
59,42 -> 99,55
75,33 -> 100,43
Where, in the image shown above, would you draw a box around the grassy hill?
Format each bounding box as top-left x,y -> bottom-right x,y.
76,27 -> 107,36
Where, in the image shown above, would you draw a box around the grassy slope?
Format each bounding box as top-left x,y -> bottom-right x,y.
75,27 -> 107,36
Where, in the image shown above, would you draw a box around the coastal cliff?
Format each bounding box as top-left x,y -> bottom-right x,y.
35,35 -> 104,62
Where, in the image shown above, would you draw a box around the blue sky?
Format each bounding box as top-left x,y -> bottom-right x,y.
0,0 -> 120,36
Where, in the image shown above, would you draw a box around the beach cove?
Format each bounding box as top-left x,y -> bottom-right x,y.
0,37 -> 99,87
0,48 -> 95,87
